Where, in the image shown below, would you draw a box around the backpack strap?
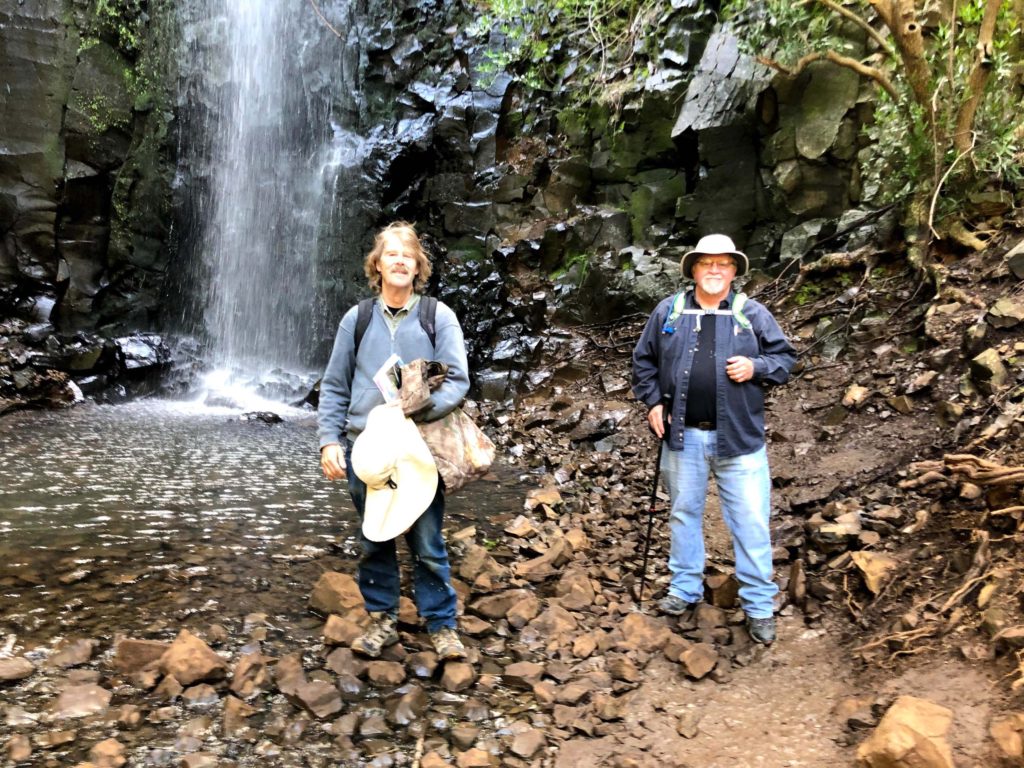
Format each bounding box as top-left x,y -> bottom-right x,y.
353,298 -> 374,356
419,295 -> 437,349
661,291 -> 752,334
353,296 -> 438,357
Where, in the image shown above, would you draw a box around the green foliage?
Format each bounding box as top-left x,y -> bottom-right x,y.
470,0 -> 663,106
724,0 -> 1023,216
86,0 -> 147,57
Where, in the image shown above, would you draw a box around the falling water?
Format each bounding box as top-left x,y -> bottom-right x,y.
175,0 -> 361,399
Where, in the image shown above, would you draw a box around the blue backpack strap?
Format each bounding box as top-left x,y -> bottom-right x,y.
662,292 -> 687,334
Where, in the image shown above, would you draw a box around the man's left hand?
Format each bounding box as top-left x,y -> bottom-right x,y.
726,356 -> 755,383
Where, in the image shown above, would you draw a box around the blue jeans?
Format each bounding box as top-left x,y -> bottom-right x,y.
660,427 -> 778,619
345,444 -> 458,633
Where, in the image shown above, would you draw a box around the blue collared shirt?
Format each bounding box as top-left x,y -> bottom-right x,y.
631,289 -> 797,458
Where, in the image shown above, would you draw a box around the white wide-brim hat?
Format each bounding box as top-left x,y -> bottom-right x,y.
350,402 -> 439,542
680,233 -> 749,279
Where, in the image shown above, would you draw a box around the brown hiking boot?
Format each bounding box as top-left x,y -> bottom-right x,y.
429,627 -> 467,661
351,612 -> 399,658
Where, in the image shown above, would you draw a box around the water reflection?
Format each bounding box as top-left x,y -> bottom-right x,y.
0,401 -> 523,645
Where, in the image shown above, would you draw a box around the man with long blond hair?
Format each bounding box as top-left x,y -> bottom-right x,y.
318,221 -> 470,660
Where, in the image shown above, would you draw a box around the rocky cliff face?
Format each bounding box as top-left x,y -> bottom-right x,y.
1,0 -> 871,412
1,0 -> 177,410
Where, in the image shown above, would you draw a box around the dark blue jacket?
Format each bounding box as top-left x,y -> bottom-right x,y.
631,289 -> 797,458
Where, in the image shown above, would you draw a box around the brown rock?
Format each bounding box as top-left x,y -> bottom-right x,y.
309,571 -> 365,618
573,633 -> 598,659
532,680 -> 557,707
325,647 -> 369,678
591,692 -> 624,721
555,679 -> 594,705
112,639 -> 168,674
511,727 -> 546,758
504,515 -> 539,538
274,653 -> 307,697
52,683 -> 113,719
442,662 -> 476,692
230,651 -> 269,698
386,684 -> 428,725
705,571 -> 739,609
677,711 -> 701,738
514,538 -> 573,582
420,752 -> 452,768
607,656 -> 641,683
506,594 -> 542,629
990,712 -> 1024,762
399,595 -> 420,626
88,738 -> 125,768
564,527 -> 589,552
662,633 -> 690,662
180,755 -> 219,768
522,605 -> 578,644
851,551 -> 899,595
680,643 -> 718,680
554,569 -> 596,611
452,723 -> 481,750
503,661 -> 544,689
154,675 -> 183,701
459,615 -> 493,636
367,660 -> 406,687
470,589 -> 532,619
322,615 -> 363,646
7,734 -> 31,762
0,656 -> 35,682
525,487 -> 562,509
856,695 -> 954,768
223,695 -> 257,735
182,683 -> 219,707
458,544 -> 507,582
406,650 -> 438,678
159,629 -> 228,686
456,747 -> 495,767
294,679 -> 343,719
49,638 -> 99,668
115,705 -> 142,730
619,612 -> 671,652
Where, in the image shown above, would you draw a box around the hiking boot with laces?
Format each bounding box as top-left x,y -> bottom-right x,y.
747,616 -> 776,645
430,627 -> 467,661
351,612 -> 399,658
658,594 -> 695,616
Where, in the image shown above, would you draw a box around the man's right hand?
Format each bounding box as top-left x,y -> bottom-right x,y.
647,404 -> 667,439
320,443 -> 347,480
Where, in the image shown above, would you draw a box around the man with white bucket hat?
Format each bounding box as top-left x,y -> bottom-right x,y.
318,221 -> 470,661
632,233 -> 796,645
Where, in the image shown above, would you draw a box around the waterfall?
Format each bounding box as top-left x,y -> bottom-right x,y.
174,0 -> 361,401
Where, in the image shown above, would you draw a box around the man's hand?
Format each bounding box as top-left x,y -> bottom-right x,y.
726,356 -> 755,383
647,404 -> 667,439
320,443 -> 346,480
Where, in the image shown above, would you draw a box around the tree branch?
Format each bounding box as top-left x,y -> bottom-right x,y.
952,0 -> 1003,154
758,50 -> 899,101
813,0 -> 895,57
308,0 -> 343,38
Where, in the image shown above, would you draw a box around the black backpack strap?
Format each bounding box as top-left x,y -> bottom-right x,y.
419,295 -> 437,349
353,298 -> 374,356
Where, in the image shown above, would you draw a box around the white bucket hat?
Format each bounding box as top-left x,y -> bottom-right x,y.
350,402 -> 439,542
680,234 -> 749,279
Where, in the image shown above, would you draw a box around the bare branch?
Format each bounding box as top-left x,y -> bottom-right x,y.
928,132 -> 977,239
953,0 -> 1003,154
813,0 -> 894,57
309,0 -> 342,39
758,50 -> 899,101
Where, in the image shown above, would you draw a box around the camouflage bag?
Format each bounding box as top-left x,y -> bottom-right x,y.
399,359 -> 495,493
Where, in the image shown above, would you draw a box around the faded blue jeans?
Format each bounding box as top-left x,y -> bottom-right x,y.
660,427 -> 778,619
345,443 -> 458,633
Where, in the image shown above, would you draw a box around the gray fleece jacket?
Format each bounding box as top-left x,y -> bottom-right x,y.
317,296 -> 470,448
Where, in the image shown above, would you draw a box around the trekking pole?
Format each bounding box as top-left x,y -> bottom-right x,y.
636,437 -> 664,608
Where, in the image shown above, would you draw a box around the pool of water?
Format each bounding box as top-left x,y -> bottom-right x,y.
0,400 -> 526,646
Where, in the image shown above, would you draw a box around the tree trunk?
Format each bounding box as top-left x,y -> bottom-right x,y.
953,0 -> 1004,154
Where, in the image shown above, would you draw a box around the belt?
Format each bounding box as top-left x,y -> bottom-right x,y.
686,421 -> 715,431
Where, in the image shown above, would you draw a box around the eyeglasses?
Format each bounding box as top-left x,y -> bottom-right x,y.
694,257 -> 736,270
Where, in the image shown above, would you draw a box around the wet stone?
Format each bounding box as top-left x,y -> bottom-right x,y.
407,650 -> 438,678
326,647 -> 369,678
0,656 -> 35,682
387,685 -> 429,725
52,683 -> 112,719
48,637 -> 98,668
113,639 -> 169,674
367,660 -> 406,687
336,673 -> 365,699
442,662 -> 476,693
160,629 -> 228,686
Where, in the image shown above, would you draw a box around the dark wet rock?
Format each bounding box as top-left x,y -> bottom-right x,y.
240,411 -> 284,424
0,656 -> 35,682
52,683 -> 112,718
159,629 -> 228,686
